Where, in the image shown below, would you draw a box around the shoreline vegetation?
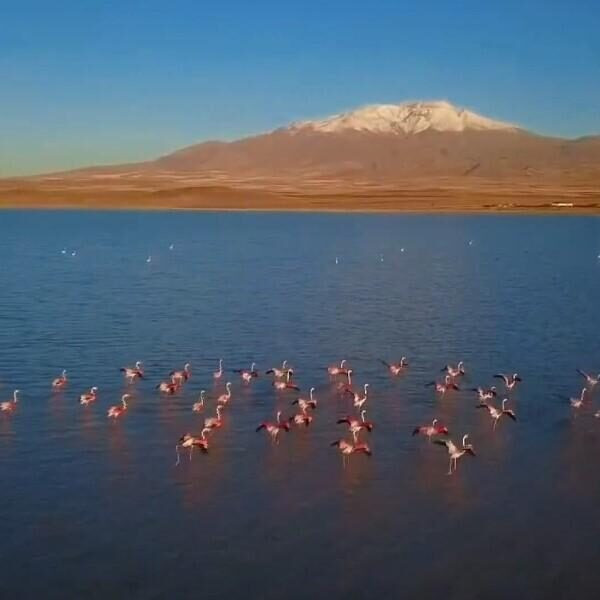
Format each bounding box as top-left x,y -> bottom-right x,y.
1,175 -> 599,213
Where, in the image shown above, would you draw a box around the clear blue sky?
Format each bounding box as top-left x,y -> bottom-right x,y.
1,0 -> 599,175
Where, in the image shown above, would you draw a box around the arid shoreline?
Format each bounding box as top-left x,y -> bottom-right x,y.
1,175 -> 599,214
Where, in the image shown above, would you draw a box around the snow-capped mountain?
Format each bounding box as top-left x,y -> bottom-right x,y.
288,101 -> 516,135
51,100 -> 600,186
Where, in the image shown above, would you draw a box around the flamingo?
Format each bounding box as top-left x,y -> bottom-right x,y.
266,360 -> 290,379
289,412 -> 314,427
120,360 -> 144,382
107,394 -> 131,418
202,405 -> 224,436
217,382 -> 232,406
328,359 -> 348,376
425,375 -> 460,394
1,390 -> 19,413
470,386 -> 497,402
380,357 -> 408,375
352,384 -> 370,410
175,431 -> 209,465
157,377 -> 180,395
337,409 -> 373,442
170,363 -> 191,384
576,369 -> 599,387
568,388 -> 587,409
273,370 -> 300,391
292,387 -> 317,412
477,399 -> 517,429
434,434 -> 476,475
79,387 -> 98,405
192,390 -> 206,412
256,411 -> 290,443
235,362 -> 258,384
412,418 -> 449,441
213,359 -> 224,380
494,372 -> 522,391
336,369 -> 354,393
441,361 -> 465,378
330,440 -> 372,467
52,370 -> 68,389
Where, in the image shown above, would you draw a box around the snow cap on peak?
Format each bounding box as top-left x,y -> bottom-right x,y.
289,101 -> 516,135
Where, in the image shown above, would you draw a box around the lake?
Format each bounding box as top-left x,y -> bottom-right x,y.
1,211 -> 600,599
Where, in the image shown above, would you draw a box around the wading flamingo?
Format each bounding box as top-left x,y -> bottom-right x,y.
79,387 -> 98,405
52,370 -> 68,389
107,394 -> 132,418
1,390 -> 19,413
412,418 -> 449,442
256,411 -> 290,443
330,440 -> 372,467
434,434 -> 476,475
175,431 -> 209,465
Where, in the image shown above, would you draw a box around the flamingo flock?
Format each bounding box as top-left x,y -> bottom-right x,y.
2,355 -> 599,476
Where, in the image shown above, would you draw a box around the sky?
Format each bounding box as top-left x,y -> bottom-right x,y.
1,0 -> 599,175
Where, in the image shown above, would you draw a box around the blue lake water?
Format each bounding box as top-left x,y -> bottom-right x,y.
1,211 -> 600,599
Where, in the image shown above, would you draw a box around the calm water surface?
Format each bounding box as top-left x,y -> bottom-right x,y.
1,211 -> 600,599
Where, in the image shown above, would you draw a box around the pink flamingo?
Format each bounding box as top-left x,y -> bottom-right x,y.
192,391 -> 206,412
175,431 -> 209,465
120,361 -> 144,382
256,411 -> 290,443
425,375 -> 460,395
213,359 -> 224,380
202,405 -> 224,436
107,394 -> 131,418
1,390 -> 19,413
412,418 -> 449,441
330,439 -> 372,467
380,357 -> 408,375
217,382 -> 232,406
273,370 -> 300,391
52,370 -> 68,389
79,387 -> 98,405
337,409 -> 373,442
170,363 -> 191,384
292,387 -> 317,412
434,434 -> 476,475
328,359 -> 348,376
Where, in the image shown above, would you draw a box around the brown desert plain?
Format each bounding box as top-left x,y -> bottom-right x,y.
1,102 -> 599,213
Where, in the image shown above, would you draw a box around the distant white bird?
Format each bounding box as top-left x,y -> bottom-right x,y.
169,243 -> 174,250
380,254 -> 384,262
469,240 -> 474,246
71,250 -> 76,257
335,257 -> 339,264
61,248 -> 67,255
400,248 -> 405,253
146,256 -> 152,263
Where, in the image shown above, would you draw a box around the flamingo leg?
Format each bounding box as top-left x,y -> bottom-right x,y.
175,446 -> 181,467
447,457 -> 453,475
189,447 -> 193,462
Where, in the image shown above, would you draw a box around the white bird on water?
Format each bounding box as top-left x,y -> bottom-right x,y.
71,250 -> 76,257
169,244 -> 174,250
146,255 -> 152,263
335,257 -> 339,265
